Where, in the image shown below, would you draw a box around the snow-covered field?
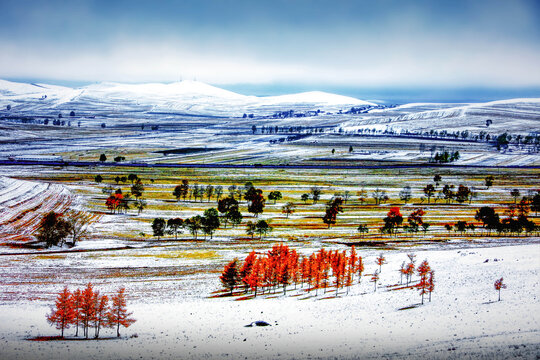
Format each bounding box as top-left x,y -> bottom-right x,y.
0,78 -> 539,166
0,243 -> 538,359
0,78 -> 539,359
0,176 -> 74,243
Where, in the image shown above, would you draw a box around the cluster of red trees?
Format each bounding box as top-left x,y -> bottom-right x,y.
46,283 -> 136,339
221,244 -> 365,297
398,254 -> 435,303
105,192 -> 125,214
221,246 -> 437,305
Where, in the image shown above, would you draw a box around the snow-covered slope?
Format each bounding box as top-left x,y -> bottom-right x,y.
0,79 -> 372,116
260,91 -> 374,106
341,97 -> 540,135
0,79 -> 83,110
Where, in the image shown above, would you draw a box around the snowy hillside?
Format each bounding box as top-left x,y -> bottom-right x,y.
341,97 -> 540,135
0,79 -> 373,117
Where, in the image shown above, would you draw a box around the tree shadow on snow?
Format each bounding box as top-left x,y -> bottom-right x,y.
398,303 -> 423,311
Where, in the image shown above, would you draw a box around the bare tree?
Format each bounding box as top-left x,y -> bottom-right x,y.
65,211 -> 92,246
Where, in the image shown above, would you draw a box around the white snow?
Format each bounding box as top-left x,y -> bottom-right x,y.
0,242 -> 538,359
0,79 -> 375,116
259,91 -> 375,106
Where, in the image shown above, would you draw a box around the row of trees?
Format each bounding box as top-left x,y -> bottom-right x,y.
172,180 -> 280,205
473,205 -> 538,236
152,208 -> 220,240
220,246 -> 436,304
220,244 -> 364,297
46,284 -> 135,338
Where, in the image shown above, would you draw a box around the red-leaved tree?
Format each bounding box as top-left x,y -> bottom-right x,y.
108,287 -> 136,337
71,288 -> 82,337
93,291 -> 110,338
376,253 -> 386,272
416,260 -> 431,304
427,270 -> 435,302
494,277 -> 506,301
371,270 -> 379,292
47,286 -> 75,337
80,282 -> 96,339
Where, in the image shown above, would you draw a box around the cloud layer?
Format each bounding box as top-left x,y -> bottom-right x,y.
2,0 -> 540,87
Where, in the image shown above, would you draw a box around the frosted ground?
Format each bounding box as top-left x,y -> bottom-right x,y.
0,79 -> 539,166
0,79 -> 539,359
0,169 -> 538,359
0,243 -> 538,359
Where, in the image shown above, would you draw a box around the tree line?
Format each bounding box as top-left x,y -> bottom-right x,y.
220,245 -> 435,304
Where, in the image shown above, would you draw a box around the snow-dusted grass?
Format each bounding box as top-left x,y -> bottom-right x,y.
0,243 -> 538,359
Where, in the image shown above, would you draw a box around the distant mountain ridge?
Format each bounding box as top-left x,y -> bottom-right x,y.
0,79 -> 375,116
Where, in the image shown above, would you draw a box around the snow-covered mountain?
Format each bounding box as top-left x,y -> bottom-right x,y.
0,79 -> 374,116
340,97 -> 540,135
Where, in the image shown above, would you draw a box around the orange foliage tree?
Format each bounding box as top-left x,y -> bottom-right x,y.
376,253 -> 386,272
494,277 -> 506,301
108,287 -> 136,337
415,260 -> 431,304
427,271 -> 435,302
47,286 -> 75,337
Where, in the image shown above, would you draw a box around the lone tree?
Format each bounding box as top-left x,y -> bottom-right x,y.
455,184 -> 471,204
510,189 -> 521,204
282,202 -> 295,218
532,192 -> 540,216
416,260 -> 431,304
218,196 -> 239,227
246,221 -> 257,239
37,212 -> 71,248
494,277 -> 506,301
376,254 -> 386,272
108,287 -> 136,337
427,270 -> 435,302
323,197 -> 344,228
202,208 -> 220,239
370,270 -> 379,292
220,259 -> 239,295
433,174 -> 442,188
255,220 -> 271,239
47,286 -> 75,337
247,189 -> 265,217
167,218 -> 183,239
185,215 -> 203,240
311,187 -> 322,204
135,199 -> 147,215
152,218 -> 166,240
268,191 -> 282,204
99,154 -> 107,163
65,211 -> 91,246
381,207 -> 403,235
485,175 -> 494,188
94,174 -> 103,183
423,184 -> 435,204
399,186 -> 412,203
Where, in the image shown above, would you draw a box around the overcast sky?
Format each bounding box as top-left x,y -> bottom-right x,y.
1,0 -> 540,89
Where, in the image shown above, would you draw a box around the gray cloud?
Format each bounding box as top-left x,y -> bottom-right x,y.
1,0 -> 539,87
